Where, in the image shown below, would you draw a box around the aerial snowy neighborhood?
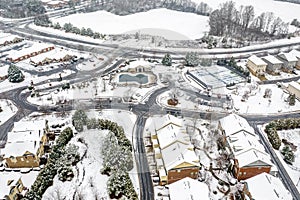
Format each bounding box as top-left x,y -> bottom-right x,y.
1,0 -> 300,199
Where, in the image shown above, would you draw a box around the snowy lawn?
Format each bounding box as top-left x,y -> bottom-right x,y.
53,8 -> 209,40
230,83 -> 300,114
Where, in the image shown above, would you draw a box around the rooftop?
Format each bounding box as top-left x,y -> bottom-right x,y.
12,120 -> 45,132
168,177 -> 210,200
248,55 -> 267,66
219,114 -> 254,136
156,123 -> 189,149
235,148 -> 273,167
290,49 -> 300,59
1,141 -> 40,157
227,131 -> 265,154
262,55 -> 283,65
0,171 -> 39,199
278,52 -> 298,62
288,81 -> 300,91
161,142 -> 200,171
246,172 -> 292,200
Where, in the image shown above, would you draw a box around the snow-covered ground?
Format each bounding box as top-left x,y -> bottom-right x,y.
28,59 -> 166,106
230,83 -> 300,114
0,66 -> 74,93
53,8 -> 209,40
259,125 -> 300,193
43,109 -> 139,200
0,99 -> 18,127
192,0 -> 300,22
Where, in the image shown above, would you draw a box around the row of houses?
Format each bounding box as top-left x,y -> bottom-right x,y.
6,46 -> 55,63
149,115 -> 200,186
247,49 -> 300,76
0,37 -> 23,48
29,54 -> 77,67
0,120 -> 55,199
218,114 -> 292,200
149,114 -> 291,200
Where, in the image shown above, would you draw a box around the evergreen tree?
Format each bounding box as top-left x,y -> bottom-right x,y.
161,53 -> 172,66
185,52 -> 199,67
7,64 -> 24,83
281,145 -> 295,164
63,23 -> 73,32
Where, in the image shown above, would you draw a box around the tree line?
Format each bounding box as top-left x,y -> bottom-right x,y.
209,1 -> 289,41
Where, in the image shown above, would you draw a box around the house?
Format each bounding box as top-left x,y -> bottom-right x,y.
150,115 -> 200,185
0,171 -> 39,200
1,120 -> 48,168
219,114 -> 274,180
157,142 -> 200,185
127,65 -> 151,73
233,148 -> 273,180
168,177 -> 210,200
244,172 -> 292,200
218,113 -> 254,137
277,52 -> 298,72
46,0 -> 67,9
0,174 -> 25,200
262,55 -> 283,74
289,49 -> 300,69
286,81 -> 300,100
247,55 -> 267,76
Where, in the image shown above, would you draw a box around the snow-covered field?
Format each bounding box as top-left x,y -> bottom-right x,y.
192,0 -> 300,22
53,8 -> 209,40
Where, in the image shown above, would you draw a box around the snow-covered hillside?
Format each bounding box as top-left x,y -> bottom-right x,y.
53,8 -> 209,40
193,0 -> 300,22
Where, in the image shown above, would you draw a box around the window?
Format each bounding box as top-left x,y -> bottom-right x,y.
243,172 -> 247,175
177,169 -> 181,173
190,172 -> 194,176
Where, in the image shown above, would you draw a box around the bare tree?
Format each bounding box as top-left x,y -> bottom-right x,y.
242,5 -> 255,30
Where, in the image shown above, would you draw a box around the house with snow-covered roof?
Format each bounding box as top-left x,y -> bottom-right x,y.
262,55 -> 283,74
168,177 -> 209,200
218,113 -> 254,137
150,115 -> 200,185
244,172 -> 292,200
233,148 -> 273,180
219,114 -> 274,180
289,49 -> 300,69
247,55 -> 267,76
157,142 -> 200,185
277,52 -> 298,72
0,174 -> 25,200
286,81 -> 300,100
1,120 -> 49,168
